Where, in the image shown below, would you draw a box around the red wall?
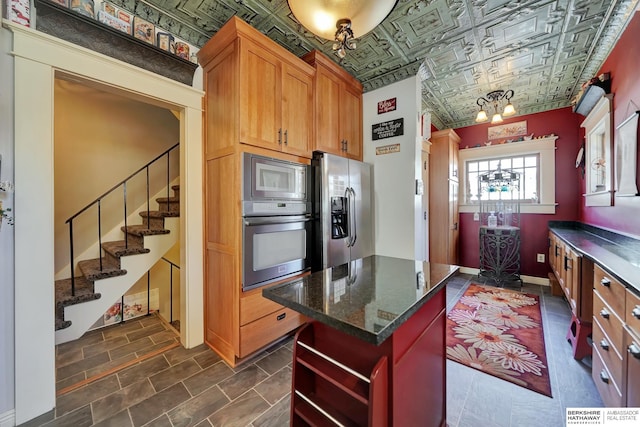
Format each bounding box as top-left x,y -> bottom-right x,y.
579,12 -> 640,237
454,108 -> 582,278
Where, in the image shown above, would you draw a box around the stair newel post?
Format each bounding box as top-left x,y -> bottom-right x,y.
166,150 -> 170,212
98,199 -> 103,272
146,166 -> 150,230
147,270 -> 150,316
169,262 -> 173,324
123,181 -> 128,249
69,220 -> 75,296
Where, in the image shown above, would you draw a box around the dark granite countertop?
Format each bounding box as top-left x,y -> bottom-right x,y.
548,221 -> 640,295
262,255 -> 459,345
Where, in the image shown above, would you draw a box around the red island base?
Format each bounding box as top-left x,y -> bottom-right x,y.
290,287 -> 446,426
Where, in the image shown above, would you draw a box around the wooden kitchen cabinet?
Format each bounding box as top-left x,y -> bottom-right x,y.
429,129 -> 460,265
624,287 -> 640,406
201,16 -> 314,159
302,50 -> 363,160
198,16 -> 309,366
548,230 -> 593,359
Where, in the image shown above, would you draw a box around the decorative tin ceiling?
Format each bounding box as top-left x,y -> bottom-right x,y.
109,0 -> 639,129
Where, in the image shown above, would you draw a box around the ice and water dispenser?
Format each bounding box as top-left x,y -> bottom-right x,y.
330,196 -> 348,239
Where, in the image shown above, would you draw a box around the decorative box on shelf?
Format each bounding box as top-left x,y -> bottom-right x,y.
573,73 -> 611,116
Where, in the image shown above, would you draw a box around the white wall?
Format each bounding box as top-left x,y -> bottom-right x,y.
0,22 -> 16,421
9,22 -> 203,424
363,76 -> 424,260
54,79 -> 180,275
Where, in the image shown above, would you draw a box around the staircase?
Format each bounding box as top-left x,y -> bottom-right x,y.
54,184 -> 180,345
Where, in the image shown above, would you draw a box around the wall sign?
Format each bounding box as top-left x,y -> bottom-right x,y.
378,97 -> 397,114
372,118 -> 404,140
375,143 -> 400,155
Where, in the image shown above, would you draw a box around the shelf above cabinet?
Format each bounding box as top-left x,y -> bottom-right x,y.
34,0 -> 197,85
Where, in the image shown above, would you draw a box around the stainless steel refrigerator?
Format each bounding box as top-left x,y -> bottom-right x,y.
311,152 -> 373,271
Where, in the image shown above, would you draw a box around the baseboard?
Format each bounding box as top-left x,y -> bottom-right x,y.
0,409 -> 15,427
458,267 -> 550,286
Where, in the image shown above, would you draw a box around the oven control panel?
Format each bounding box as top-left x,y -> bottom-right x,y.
243,201 -> 309,216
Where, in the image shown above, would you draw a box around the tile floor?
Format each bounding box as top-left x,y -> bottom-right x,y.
29,273 -> 602,427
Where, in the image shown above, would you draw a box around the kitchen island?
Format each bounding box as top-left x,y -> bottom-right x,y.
263,255 -> 459,427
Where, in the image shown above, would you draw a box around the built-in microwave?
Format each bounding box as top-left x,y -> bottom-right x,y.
243,153 -> 308,207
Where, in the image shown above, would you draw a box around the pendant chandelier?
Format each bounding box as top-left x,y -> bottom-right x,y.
288,0 -> 397,58
475,89 -> 516,124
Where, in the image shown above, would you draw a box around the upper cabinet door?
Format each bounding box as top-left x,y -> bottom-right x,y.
314,66 -> 342,156
342,85 -> 362,160
303,50 -> 363,160
281,63 -> 313,157
239,39 -> 281,151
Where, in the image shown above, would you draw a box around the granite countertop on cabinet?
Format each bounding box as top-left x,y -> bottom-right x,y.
548,221 -> 640,295
262,255 -> 459,345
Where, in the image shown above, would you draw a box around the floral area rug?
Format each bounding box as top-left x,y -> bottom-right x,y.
446,283 -> 552,397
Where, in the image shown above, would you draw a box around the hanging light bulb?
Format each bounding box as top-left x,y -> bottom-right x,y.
503,102 -> 516,116
475,108 -> 488,122
288,0 -> 395,58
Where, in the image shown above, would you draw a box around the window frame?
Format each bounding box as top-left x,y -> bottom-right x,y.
458,136 -> 558,214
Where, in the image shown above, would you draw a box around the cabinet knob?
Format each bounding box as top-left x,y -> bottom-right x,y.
629,343 -> 640,359
632,306 -> 640,319
600,339 -> 610,351
600,277 -> 611,287
599,370 -> 610,383
284,129 -> 288,145
599,309 -> 610,319
278,128 -> 282,145
276,312 -> 286,321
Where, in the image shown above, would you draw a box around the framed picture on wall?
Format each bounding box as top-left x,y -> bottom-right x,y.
156,32 -> 174,52
69,0 -> 94,18
133,16 -> 155,45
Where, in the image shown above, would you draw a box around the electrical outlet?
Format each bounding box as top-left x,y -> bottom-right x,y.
537,253 -> 545,263
473,212 -> 479,221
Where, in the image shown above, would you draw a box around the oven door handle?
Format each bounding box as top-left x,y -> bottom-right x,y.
244,215 -> 311,226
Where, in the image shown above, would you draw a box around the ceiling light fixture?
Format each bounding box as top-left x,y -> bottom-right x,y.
288,0 -> 396,59
475,89 -> 516,124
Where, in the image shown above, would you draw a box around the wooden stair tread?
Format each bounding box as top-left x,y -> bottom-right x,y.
78,258 -> 126,281
139,210 -> 179,218
155,196 -> 179,203
102,240 -> 150,257
121,225 -> 170,236
55,276 -> 101,307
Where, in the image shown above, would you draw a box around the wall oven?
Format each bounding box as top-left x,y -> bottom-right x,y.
242,153 -> 311,291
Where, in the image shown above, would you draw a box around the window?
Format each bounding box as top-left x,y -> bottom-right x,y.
466,154 -> 540,203
458,136 -> 557,214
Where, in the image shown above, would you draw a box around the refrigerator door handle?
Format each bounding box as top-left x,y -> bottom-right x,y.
344,187 -> 353,247
349,187 -> 358,247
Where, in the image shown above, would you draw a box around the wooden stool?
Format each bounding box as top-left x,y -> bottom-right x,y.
566,313 -> 592,360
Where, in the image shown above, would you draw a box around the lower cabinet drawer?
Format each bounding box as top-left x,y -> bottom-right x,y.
240,307 -> 305,358
592,346 -> 623,407
240,289 -> 284,326
592,320 -> 623,388
626,289 -> 640,337
593,291 -> 624,352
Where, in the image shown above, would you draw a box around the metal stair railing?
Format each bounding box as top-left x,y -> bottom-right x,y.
65,143 -> 179,296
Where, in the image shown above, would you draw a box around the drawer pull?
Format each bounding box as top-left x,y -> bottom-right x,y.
276,312 -> 286,321
599,370 -> 610,383
599,339 -> 610,351
629,343 -> 640,359
600,277 -> 611,287
599,309 -> 610,319
633,306 -> 640,319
